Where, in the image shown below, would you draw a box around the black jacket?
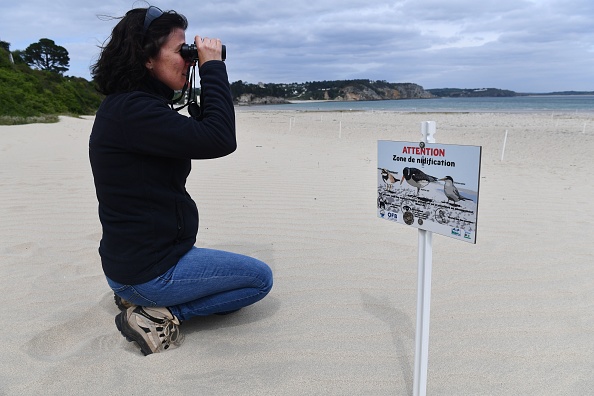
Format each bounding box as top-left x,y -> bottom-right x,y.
89,61 -> 236,284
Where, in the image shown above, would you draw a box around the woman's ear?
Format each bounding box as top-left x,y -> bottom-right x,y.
145,59 -> 154,71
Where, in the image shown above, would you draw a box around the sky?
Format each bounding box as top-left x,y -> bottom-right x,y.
1,0 -> 593,93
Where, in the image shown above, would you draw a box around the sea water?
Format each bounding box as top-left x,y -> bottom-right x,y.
241,95 -> 594,113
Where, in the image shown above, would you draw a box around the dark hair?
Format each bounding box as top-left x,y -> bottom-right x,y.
91,7 -> 188,95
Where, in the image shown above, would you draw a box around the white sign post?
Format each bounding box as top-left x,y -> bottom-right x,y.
377,122 -> 481,396
414,122 -> 435,396
414,227 -> 432,396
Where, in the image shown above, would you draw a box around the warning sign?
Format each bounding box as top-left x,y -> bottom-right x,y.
378,140 -> 482,243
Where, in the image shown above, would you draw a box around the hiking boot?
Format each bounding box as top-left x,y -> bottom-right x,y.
115,306 -> 182,355
114,293 -> 135,311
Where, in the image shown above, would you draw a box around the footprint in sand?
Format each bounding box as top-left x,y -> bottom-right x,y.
22,293 -> 120,361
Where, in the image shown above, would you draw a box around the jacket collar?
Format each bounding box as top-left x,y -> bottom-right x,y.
140,76 -> 176,102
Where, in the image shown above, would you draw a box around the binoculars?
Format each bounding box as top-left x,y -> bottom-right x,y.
180,44 -> 226,62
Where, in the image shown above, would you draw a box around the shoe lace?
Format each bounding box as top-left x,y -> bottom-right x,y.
156,318 -> 183,351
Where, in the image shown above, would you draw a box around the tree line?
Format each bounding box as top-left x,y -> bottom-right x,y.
1,39 -> 70,74
0,39 -> 101,122
230,79 -> 410,100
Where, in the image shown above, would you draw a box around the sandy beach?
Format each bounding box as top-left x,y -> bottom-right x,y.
1,109 -> 593,395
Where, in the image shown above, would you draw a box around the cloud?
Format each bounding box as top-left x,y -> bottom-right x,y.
1,0 -> 593,92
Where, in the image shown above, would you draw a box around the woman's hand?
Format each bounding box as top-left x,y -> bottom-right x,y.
194,36 -> 223,67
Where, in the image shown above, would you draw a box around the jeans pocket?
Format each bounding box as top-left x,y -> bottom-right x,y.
127,288 -> 158,307
156,263 -> 176,283
106,277 -> 157,307
106,277 -> 130,294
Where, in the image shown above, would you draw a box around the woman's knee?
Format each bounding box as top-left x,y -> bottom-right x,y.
258,261 -> 273,294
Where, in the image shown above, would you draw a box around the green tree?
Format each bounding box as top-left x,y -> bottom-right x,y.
23,38 -> 69,74
230,80 -> 246,98
11,50 -> 26,64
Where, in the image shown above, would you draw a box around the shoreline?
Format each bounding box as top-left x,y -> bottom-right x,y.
236,106 -> 594,115
235,95 -> 594,115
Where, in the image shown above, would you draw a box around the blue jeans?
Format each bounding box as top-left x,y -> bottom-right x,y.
106,247 -> 273,321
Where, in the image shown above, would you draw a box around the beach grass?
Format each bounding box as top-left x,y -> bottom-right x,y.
0,114 -> 60,125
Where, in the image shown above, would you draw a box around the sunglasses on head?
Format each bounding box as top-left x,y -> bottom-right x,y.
143,6 -> 163,34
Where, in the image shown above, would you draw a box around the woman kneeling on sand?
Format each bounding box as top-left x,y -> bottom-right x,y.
89,6 -> 273,355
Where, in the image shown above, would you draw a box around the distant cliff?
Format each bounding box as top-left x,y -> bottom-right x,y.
231,82 -> 594,104
334,82 -> 434,101
231,79 -> 434,105
427,88 -> 516,97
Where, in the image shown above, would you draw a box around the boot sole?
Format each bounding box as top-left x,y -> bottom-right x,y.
115,312 -> 154,356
